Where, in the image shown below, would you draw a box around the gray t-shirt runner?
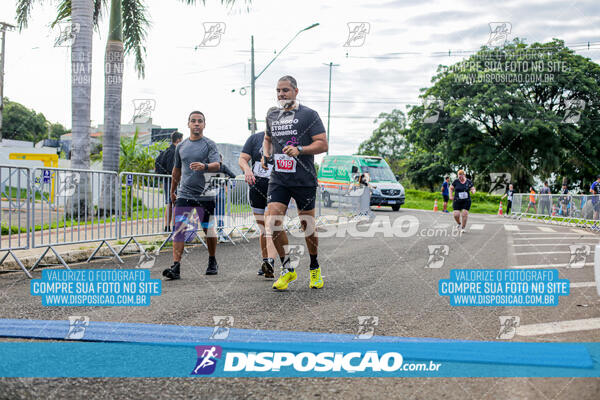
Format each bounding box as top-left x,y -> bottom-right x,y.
265,103 -> 326,187
173,136 -> 220,201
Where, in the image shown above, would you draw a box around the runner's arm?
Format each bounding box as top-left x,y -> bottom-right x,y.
262,135 -> 273,169
304,133 -> 328,155
171,167 -> 181,202
449,185 -> 454,200
238,153 -> 253,175
239,153 -> 255,185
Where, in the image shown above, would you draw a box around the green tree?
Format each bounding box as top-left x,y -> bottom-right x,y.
2,99 -> 47,142
2,98 -> 70,142
407,39 -> 600,192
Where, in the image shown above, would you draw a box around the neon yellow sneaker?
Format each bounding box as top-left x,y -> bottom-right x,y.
309,267 -> 324,289
272,269 -> 297,290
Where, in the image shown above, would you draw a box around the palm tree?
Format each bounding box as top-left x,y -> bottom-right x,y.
17,0 -> 250,215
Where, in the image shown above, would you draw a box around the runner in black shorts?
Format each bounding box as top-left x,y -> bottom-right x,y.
262,75 -> 328,291
162,111 -> 221,280
239,131 -> 277,278
450,169 -> 476,233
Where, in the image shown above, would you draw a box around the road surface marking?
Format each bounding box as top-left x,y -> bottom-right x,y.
513,237 -> 599,241
514,250 -> 595,255
512,243 -> 595,247
470,224 -> 484,230
570,281 -> 596,288
509,263 -> 593,269
513,232 -> 592,236
572,229 -> 594,234
504,225 -> 519,231
517,318 -> 600,336
538,227 -> 556,232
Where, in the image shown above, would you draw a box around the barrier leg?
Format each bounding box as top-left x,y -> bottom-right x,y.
117,237 -> 147,257
31,246 -> 70,272
0,250 -> 33,279
86,240 -> 124,264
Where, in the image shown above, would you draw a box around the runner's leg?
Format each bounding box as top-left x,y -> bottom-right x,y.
461,210 -> 469,228
266,202 -> 288,261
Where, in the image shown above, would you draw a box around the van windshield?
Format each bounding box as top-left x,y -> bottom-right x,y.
360,165 -> 396,182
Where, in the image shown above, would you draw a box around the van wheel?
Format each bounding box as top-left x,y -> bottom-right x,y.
392,205 -> 401,211
323,192 -> 332,207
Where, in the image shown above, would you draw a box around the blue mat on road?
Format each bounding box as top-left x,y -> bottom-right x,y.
0,318 -> 593,369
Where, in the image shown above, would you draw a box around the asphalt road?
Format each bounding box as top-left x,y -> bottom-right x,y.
1,208 -> 599,399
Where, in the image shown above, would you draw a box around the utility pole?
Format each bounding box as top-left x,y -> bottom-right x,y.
250,36 -> 256,134
0,22 -> 15,142
323,62 -> 339,154
248,23 -> 319,134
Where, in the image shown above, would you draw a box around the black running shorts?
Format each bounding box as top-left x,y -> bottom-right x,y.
452,199 -> 471,211
248,177 -> 269,214
267,182 -> 316,211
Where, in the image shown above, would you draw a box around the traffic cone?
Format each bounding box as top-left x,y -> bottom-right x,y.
498,201 -> 503,216
552,204 -> 557,216
433,199 -> 439,212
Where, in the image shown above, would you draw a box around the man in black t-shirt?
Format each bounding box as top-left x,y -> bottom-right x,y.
450,169 -> 476,232
261,75 -> 328,291
239,131 -> 277,277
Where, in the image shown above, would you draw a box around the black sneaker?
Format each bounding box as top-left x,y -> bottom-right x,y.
261,259 -> 275,278
206,258 -> 218,275
257,268 -> 265,276
162,262 -> 180,280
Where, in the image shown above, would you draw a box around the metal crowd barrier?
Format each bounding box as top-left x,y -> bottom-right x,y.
511,193 -> 600,230
319,182 -> 368,221
0,165 -> 31,277
119,172 -> 172,255
2,166 -> 350,278
30,167 -> 121,270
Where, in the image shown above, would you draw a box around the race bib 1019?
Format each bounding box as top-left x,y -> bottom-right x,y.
274,154 -> 297,173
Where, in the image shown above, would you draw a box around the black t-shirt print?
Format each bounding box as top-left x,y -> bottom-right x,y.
265,104 -> 326,187
452,179 -> 474,201
241,131 -> 272,179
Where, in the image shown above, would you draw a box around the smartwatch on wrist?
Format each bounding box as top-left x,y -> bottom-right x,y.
297,145 -> 304,155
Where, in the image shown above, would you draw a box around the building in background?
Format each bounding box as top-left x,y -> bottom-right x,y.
59,118 -> 176,157
216,143 -> 243,176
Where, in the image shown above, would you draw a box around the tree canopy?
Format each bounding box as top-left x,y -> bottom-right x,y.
358,39 -> 600,193
2,98 -> 70,143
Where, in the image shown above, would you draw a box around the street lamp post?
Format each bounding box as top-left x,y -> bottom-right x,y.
248,23 -> 319,134
323,62 -> 339,154
0,22 -> 15,142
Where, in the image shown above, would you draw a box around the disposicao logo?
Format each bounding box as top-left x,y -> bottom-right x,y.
191,345 -> 222,375
223,351 -> 404,373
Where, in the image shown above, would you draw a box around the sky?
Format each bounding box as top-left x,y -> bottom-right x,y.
1,0 -> 599,160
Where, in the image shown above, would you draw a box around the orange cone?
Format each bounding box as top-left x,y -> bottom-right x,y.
433,199 -> 439,212
498,201 -> 503,216
552,204 -> 557,216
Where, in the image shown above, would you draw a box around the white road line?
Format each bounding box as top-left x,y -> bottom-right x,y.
570,281 -> 597,288
517,318 -> 600,336
513,237 -> 599,241
537,227 -> 556,232
512,243 -> 595,247
433,223 -> 450,229
513,232 -> 593,236
470,224 -> 484,230
504,225 -> 519,231
572,229 -> 593,234
509,263 -> 593,269
514,251 -> 595,255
